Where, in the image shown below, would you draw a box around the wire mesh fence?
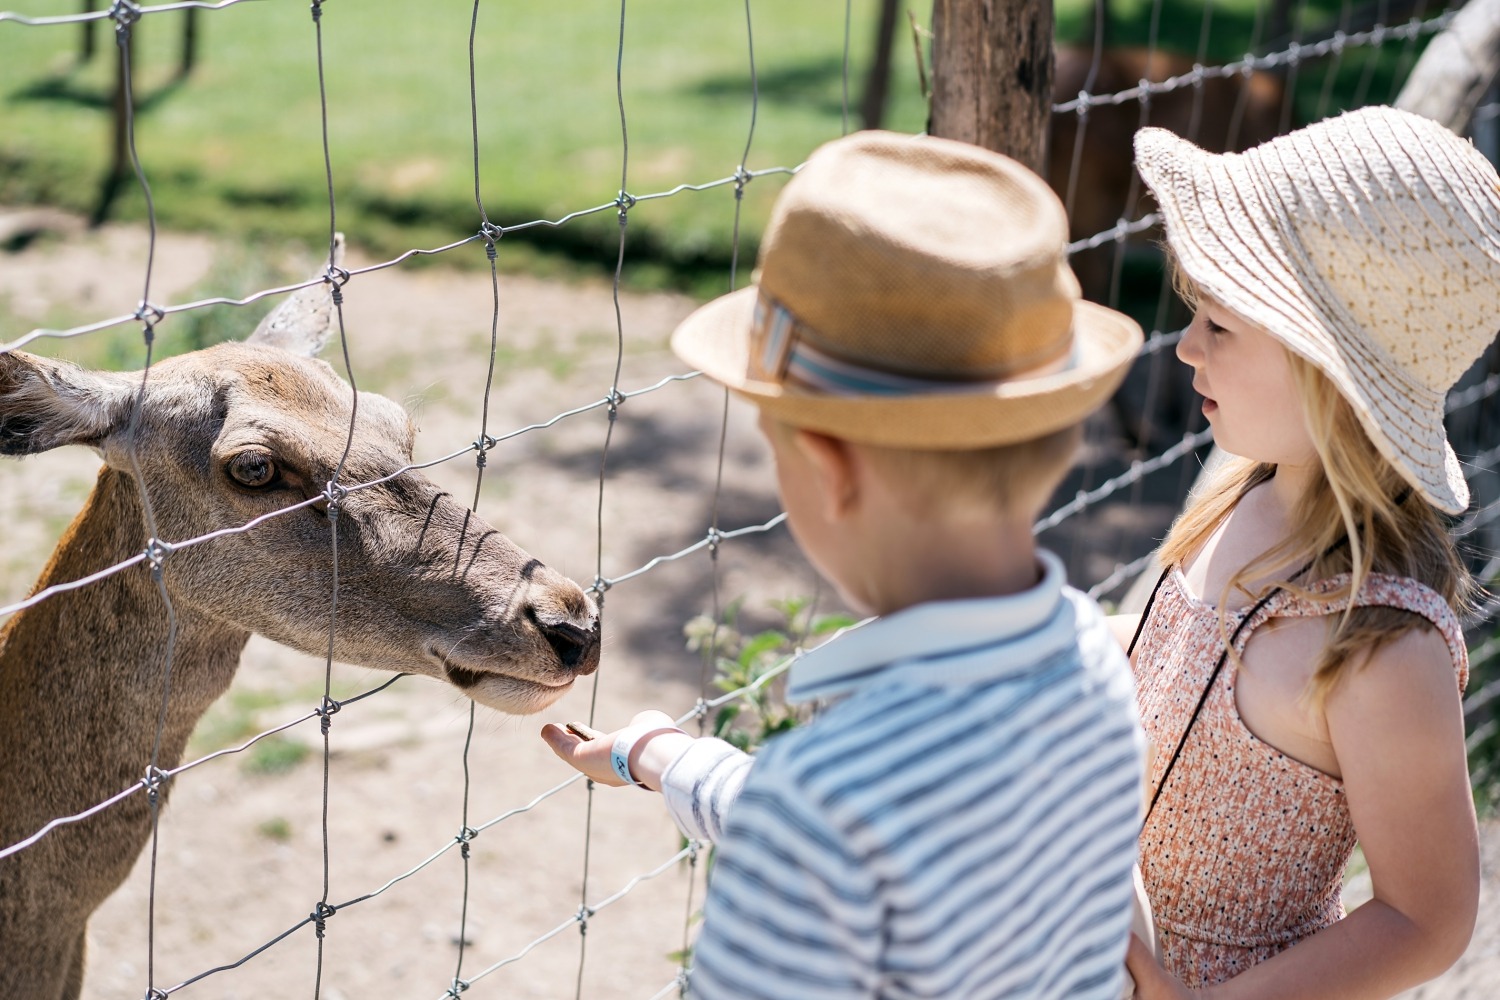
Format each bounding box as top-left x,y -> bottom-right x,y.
1,0 -> 1498,996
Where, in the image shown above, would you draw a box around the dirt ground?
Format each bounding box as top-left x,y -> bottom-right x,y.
0,212 -> 1496,998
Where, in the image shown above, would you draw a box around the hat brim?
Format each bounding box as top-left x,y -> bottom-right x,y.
671,286 -> 1144,449
1135,127 -> 1468,514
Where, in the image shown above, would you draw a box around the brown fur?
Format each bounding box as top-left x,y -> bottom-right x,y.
1049,45 -> 1286,304
0,330 -> 599,997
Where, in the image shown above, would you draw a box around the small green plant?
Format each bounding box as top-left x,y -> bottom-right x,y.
256,816 -> 293,841
243,735 -> 310,776
684,595 -> 856,753
673,596 -> 854,970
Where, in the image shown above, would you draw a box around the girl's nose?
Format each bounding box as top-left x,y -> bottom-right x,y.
1176,312 -> 1207,366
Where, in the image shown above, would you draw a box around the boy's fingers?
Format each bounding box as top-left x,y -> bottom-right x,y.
540,723 -> 625,786
540,723 -> 581,755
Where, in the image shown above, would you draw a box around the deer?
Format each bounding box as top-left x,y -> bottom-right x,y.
0,247 -> 602,1000
1049,44 -> 1287,306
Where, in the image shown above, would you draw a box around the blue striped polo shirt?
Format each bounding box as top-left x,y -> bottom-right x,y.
661,550 -> 1144,999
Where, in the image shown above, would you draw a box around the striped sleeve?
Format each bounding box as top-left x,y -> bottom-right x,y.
659,737 -> 753,843
687,766 -> 882,1000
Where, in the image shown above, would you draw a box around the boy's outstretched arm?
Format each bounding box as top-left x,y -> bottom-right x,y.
540,710 -> 690,789
541,711 -> 754,843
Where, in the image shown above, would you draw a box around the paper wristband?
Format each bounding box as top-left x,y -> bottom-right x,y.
609,724 -> 685,790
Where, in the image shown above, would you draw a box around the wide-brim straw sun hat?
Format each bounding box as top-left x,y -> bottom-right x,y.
670,131 -> 1143,449
1135,106 -> 1500,514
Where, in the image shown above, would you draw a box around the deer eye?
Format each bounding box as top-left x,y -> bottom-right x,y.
227,451 -> 277,488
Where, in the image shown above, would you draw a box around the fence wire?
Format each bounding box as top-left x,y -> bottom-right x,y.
1,0 -> 1498,996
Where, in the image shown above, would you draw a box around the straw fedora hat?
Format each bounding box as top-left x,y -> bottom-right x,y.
670,131 -> 1143,449
1135,106 -> 1500,514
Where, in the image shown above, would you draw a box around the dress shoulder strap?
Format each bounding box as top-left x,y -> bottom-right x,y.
1235,573 -> 1468,690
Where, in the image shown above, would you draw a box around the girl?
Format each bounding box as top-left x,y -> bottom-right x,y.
1121,106 -> 1498,998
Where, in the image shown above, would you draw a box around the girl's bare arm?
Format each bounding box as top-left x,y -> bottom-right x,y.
1108,613 -> 1143,655
1197,625 -> 1479,999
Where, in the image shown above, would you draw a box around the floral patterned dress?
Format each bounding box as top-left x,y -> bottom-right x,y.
1131,567 -> 1468,986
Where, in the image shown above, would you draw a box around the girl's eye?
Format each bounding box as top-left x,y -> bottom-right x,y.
1204,316 -> 1227,335
228,451 -> 277,488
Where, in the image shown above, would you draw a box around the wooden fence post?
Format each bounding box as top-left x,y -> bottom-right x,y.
928,0 -> 1053,171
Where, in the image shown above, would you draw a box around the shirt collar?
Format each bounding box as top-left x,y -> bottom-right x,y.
787,549 -> 1073,704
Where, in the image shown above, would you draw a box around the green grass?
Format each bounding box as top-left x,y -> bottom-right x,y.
0,0 -> 1438,295
0,1 -> 930,293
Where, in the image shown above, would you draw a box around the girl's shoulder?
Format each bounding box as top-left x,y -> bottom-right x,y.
1258,572 -> 1468,688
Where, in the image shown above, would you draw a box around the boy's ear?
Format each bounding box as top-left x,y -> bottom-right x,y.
793,428 -> 860,520
0,352 -> 137,456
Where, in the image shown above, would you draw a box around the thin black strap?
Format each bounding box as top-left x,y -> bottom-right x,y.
1144,584 -> 1283,822
1141,554 -> 1326,825
1127,565 -> 1172,660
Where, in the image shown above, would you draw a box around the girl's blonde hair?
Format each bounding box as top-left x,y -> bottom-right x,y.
1158,350 -> 1474,705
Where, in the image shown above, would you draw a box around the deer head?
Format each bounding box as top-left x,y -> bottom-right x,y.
0,244 -> 600,714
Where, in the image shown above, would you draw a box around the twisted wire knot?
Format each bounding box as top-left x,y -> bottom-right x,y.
134,301 -> 165,329
705,526 -> 723,554
144,989 -> 169,1000
311,900 -> 336,937
144,537 -> 175,572
605,387 -> 625,422
588,575 -> 612,598
309,0 -> 324,23
445,981 -> 470,998
141,765 -> 170,805
323,480 -> 349,512
316,696 -> 340,735
323,265 -> 350,306
616,190 -> 636,220
1075,91 -> 1091,117
109,0 -> 141,34
479,221 -> 504,260
473,433 -> 497,469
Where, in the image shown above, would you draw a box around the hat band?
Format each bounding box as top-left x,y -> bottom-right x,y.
751,292 -> 1075,398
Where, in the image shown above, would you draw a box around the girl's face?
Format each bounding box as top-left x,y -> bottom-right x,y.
1176,299 -> 1318,468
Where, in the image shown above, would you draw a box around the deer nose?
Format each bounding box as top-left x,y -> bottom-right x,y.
536,617 -> 598,672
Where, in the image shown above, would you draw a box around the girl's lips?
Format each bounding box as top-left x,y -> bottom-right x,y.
1202,397 -> 1218,415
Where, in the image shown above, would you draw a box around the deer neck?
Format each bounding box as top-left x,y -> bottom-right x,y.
0,467 -> 249,834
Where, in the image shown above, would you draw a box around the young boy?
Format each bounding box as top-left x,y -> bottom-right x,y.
541,131 -> 1146,999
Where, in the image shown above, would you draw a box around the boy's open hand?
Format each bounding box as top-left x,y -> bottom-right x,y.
540,710 -> 686,789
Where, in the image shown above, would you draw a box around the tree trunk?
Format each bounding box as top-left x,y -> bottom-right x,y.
928,0 -> 1053,172
1394,0 -> 1500,134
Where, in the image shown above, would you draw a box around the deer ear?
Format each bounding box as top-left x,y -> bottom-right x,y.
246,233 -> 345,357
0,352 -> 136,456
